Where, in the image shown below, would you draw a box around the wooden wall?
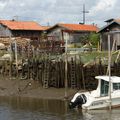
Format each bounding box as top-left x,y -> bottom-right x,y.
100,24 -> 120,51
0,24 -> 12,37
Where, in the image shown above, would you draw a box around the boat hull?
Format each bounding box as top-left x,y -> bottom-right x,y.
82,97 -> 120,110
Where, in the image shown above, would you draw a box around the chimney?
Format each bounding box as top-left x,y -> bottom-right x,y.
79,22 -> 84,25
104,18 -> 114,25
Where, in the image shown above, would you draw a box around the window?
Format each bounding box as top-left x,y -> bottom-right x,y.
101,80 -> 109,97
117,46 -> 120,50
113,83 -> 120,90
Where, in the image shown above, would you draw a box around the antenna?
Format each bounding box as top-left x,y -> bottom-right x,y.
13,15 -> 19,21
47,22 -> 50,26
82,4 -> 89,24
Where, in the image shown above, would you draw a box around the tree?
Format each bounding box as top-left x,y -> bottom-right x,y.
80,34 -> 89,45
89,33 -> 100,47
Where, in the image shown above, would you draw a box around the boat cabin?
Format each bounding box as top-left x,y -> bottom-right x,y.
95,76 -> 120,97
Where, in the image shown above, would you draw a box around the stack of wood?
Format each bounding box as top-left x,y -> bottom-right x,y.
0,37 -> 30,47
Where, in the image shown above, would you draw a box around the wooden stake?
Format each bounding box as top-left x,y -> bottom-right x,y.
108,34 -> 112,110
14,38 -> 18,78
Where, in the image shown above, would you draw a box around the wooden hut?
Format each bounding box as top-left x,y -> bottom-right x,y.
98,19 -> 120,51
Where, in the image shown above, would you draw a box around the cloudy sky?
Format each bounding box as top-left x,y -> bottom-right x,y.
0,0 -> 119,27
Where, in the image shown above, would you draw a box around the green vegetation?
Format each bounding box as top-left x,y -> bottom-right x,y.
89,33 -> 100,48
0,50 -> 8,56
79,34 -> 89,45
78,51 -> 120,65
79,51 -> 107,64
76,32 -> 100,49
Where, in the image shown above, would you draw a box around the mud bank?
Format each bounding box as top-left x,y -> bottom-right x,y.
0,77 -> 77,100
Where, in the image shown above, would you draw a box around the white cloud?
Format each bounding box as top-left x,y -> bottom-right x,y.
0,0 -> 119,26
0,0 -> 8,9
90,0 -> 117,16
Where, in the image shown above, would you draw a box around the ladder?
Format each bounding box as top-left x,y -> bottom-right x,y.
43,61 -> 49,88
50,76 -> 57,87
70,58 -> 76,88
50,62 -> 57,87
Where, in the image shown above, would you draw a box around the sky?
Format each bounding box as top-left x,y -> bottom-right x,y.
0,0 -> 119,27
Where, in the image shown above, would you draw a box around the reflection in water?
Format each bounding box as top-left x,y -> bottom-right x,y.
1,97 -> 67,112
0,96 -> 69,120
83,109 -> 120,120
0,97 -> 120,120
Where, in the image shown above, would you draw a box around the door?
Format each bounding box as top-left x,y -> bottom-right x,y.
101,80 -> 109,97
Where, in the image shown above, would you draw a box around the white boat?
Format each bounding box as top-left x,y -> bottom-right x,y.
69,75 -> 120,110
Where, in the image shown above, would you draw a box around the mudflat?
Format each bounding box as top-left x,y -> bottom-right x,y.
0,77 -> 77,100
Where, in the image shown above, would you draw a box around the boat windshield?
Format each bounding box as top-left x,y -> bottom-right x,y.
101,80 -> 109,97
113,83 -> 120,90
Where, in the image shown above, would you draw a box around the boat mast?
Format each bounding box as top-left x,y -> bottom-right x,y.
108,34 -> 111,110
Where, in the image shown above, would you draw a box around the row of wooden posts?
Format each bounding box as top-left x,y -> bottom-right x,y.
1,55 -> 120,90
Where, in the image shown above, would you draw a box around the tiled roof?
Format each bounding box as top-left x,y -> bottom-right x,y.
58,23 -> 98,32
0,20 -> 44,31
42,26 -> 51,30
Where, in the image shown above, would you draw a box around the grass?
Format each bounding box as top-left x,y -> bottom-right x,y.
79,51 -> 120,65
0,50 -> 119,66
79,51 -> 106,63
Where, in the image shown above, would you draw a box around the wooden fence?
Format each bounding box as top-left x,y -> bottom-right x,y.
0,57 -> 120,90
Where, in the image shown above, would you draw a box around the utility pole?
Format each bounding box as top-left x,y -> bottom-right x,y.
82,4 -> 89,24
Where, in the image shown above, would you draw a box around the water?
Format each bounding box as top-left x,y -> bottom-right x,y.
0,97 -> 120,120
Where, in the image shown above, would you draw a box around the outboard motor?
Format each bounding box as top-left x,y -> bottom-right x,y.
69,94 -> 87,109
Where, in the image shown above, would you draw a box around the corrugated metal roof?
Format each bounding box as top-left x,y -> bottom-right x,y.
0,20 -> 44,31
98,19 -> 120,33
